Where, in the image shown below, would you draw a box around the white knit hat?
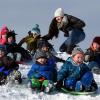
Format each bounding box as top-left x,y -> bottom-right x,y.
72,47 -> 84,56
54,8 -> 64,17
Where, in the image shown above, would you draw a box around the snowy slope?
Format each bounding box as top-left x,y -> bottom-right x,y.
0,52 -> 100,100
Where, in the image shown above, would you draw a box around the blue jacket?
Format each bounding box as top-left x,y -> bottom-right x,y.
57,57 -> 89,81
27,62 -> 54,80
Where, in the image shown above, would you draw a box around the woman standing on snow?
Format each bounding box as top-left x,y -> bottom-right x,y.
42,8 -> 86,54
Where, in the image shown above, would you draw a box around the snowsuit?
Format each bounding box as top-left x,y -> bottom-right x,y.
42,14 -> 85,53
57,57 -> 97,91
27,61 -> 55,90
18,34 -> 40,55
5,42 -> 32,62
28,62 -> 54,80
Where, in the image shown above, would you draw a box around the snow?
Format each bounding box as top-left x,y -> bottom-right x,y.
0,52 -> 100,100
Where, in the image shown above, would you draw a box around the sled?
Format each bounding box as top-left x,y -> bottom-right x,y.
61,87 -> 97,95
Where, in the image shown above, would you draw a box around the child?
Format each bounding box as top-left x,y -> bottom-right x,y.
56,47 -> 98,92
18,24 -> 41,55
0,45 -> 22,85
42,8 -> 85,54
5,30 -> 32,63
85,37 -> 100,74
27,50 -> 55,92
36,39 -> 65,82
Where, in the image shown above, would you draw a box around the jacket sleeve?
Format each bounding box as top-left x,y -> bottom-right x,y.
57,62 -> 69,81
42,18 -> 59,40
67,15 -> 85,30
27,65 -> 42,79
54,56 -> 65,63
18,37 -> 26,46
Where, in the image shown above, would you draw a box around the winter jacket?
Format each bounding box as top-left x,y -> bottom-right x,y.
42,14 -> 85,40
27,62 -> 54,80
5,42 -> 32,62
85,48 -> 100,66
0,56 -> 19,76
57,57 -> 89,81
18,35 -> 40,52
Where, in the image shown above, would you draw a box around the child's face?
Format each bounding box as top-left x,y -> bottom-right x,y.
92,42 -> 100,51
41,46 -> 49,52
0,34 -> 6,39
72,53 -> 84,65
0,50 -> 5,58
7,36 -> 14,43
37,57 -> 47,65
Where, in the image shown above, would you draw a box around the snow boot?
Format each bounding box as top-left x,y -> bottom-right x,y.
75,81 -> 82,92
30,78 -> 41,89
41,80 -> 54,93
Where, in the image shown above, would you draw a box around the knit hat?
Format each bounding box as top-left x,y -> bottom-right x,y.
31,24 -> 41,35
54,8 -> 64,17
37,39 -> 50,49
0,26 -> 9,35
35,50 -> 47,60
6,31 -> 17,42
72,47 -> 84,56
92,36 -> 100,45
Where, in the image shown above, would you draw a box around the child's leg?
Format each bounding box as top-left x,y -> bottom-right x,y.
81,71 -> 93,91
64,78 -> 76,90
41,80 -> 54,93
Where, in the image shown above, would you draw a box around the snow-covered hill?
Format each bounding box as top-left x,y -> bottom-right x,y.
0,52 -> 100,100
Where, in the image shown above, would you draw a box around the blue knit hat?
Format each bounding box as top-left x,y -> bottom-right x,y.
31,24 -> 41,35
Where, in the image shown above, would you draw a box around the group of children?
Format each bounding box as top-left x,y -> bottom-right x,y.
0,7 -> 100,93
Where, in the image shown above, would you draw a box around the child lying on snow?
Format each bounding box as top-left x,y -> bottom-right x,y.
56,47 -> 98,92
85,36 -> 100,74
27,50 -> 55,92
0,45 -> 22,85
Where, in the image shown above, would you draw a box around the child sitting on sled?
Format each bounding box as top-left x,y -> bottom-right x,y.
0,45 -> 22,85
36,38 -> 65,82
27,50 -> 55,93
56,47 -> 98,92
85,36 -> 100,74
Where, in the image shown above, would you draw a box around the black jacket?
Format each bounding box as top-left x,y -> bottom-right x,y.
43,14 -> 85,40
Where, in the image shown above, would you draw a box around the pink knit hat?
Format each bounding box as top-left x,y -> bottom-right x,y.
0,26 -> 9,35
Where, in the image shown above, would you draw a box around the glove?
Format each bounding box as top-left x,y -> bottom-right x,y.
84,55 -> 90,62
60,59 -> 66,63
55,80 -> 63,90
64,33 -> 69,37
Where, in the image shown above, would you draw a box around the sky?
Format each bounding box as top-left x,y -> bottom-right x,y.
0,0 -> 100,51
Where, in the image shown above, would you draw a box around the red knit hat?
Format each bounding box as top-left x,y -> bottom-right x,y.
0,26 -> 9,35
92,36 -> 100,45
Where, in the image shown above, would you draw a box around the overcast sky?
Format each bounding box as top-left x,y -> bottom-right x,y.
0,0 -> 100,51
